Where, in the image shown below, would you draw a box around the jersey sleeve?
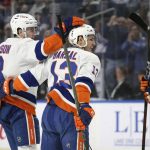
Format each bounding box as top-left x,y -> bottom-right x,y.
75,54 -> 101,103
23,34 -> 63,62
34,34 -> 63,61
13,60 -> 50,92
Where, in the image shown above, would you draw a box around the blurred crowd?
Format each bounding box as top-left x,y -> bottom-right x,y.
0,0 -> 150,100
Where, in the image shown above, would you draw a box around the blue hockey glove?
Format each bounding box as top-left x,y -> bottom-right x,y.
54,16 -> 85,38
79,103 -> 95,126
74,103 -> 95,131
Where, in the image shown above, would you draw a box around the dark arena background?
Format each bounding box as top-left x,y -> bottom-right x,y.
0,0 -> 150,150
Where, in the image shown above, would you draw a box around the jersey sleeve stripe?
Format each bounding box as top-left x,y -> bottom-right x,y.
13,76 -> 29,91
43,34 -> 63,55
75,82 -> 91,93
20,71 -> 39,87
75,77 -> 94,92
35,40 -> 48,61
76,85 -> 91,103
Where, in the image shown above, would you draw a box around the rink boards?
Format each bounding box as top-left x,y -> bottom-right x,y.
0,99 -> 150,150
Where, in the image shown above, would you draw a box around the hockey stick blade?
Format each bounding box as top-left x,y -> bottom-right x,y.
129,13 -> 148,32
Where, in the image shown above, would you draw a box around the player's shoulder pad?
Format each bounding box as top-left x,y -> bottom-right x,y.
82,51 -> 101,68
90,53 -> 101,69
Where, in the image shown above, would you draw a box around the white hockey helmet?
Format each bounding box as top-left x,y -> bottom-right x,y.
68,24 -> 95,48
10,13 -> 38,37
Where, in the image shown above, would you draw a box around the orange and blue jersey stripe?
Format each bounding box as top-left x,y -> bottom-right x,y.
35,33 -> 63,61
35,40 -> 48,61
75,77 -> 94,103
14,71 -> 39,92
75,77 -> 93,93
13,71 -> 94,114
48,77 -> 94,114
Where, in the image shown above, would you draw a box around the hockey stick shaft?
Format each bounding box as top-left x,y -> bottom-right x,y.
142,101 -> 147,150
57,15 -> 89,150
129,12 -> 150,150
57,15 -> 80,114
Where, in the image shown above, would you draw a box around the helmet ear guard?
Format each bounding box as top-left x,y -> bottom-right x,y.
10,13 -> 38,37
68,24 -> 95,48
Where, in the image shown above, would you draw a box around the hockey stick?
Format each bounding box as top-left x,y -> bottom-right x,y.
129,13 -> 148,32
56,15 -> 90,150
129,12 -> 150,150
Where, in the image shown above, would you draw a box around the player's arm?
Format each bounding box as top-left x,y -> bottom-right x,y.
34,17 -> 85,61
3,60 -> 49,96
75,54 -> 101,103
74,54 -> 101,130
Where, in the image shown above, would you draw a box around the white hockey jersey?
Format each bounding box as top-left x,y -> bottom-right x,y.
0,34 -> 63,114
13,47 -> 101,114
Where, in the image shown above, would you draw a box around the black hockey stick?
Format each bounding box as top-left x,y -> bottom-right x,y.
56,15 -> 90,150
129,13 -> 148,32
129,12 -> 150,150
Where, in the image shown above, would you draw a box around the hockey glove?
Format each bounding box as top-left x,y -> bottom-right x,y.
74,103 -> 95,131
140,76 -> 149,92
54,16 -> 85,38
74,116 -> 86,131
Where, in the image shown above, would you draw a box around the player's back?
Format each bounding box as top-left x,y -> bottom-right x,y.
0,38 -> 39,78
0,37 -> 40,114
47,47 -> 100,113
48,47 -> 100,89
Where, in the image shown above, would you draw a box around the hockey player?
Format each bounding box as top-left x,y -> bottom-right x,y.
3,24 -> 100,150
0,13 -> 85,150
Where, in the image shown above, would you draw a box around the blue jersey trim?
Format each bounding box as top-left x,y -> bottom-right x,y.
54,84 -> 75,103
21,71 -> 39,87
14,90 -> 36,104
75,77 -> 94,91
35,40 -> 47,61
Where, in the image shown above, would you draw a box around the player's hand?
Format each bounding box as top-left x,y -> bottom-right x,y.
80,103 -> 95,126
140,76 -> 149,92
74,103 -> 95,131
74,116 -> 86,131
54,16 -> 85,38
3,77 -> 14,95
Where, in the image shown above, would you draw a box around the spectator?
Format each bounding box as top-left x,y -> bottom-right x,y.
104,15 -> 128,98
110,65 -> 134,100
109,0 -> 130,17
121,25 -> 147,91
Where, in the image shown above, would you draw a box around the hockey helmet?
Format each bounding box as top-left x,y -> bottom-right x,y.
68,24 -> 95,48
10,13 -> 38,37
